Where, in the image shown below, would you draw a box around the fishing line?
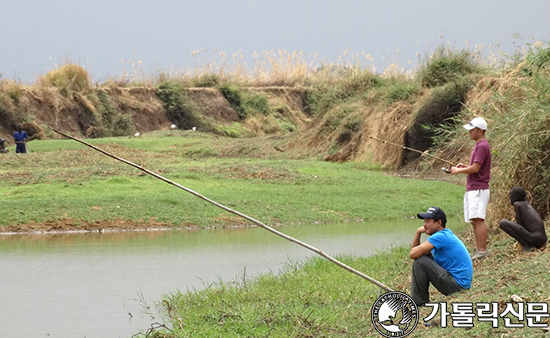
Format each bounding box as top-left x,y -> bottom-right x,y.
367,134 -> 455,173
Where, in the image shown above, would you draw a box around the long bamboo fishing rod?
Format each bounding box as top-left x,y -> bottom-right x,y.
367,134 -> 456,167
49,127 -> 394,292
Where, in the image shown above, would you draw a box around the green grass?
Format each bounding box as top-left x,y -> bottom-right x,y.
159,250 -> 409,338
143,230 -> 550,338
0,132 -> 463,227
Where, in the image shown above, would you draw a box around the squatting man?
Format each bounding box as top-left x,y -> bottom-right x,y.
499,186 -> 547,252
409,207 -> 473,306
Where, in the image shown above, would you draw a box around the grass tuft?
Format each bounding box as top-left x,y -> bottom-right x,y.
38,64 -> 91,97
417,45 -> 483,88
156,81 -> 210,130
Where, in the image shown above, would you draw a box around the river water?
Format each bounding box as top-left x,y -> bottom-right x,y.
0,219 -> 463,338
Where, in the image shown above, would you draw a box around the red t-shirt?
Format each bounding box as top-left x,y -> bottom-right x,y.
466,139 -> 491,191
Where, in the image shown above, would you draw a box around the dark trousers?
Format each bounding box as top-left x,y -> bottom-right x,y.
15,143 -> 26,153
411,255 -> 464,306
499,219 -> 547,248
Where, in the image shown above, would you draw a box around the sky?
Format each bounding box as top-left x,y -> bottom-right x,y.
1,0 -> 550,83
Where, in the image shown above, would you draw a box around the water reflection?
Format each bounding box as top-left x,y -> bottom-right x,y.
0,219 -> 463,338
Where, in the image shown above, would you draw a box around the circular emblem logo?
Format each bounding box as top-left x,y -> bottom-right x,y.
371,291 -> 419,337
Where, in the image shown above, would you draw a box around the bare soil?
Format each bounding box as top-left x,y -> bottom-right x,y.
0,218 -> 182,234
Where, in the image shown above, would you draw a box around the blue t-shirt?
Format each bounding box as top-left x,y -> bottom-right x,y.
14,131 -> 28,142
427,229 -> 473,289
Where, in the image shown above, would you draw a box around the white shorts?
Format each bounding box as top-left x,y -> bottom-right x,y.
464,189 -> 490,222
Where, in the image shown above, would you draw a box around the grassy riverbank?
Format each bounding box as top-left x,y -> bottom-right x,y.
149,230 -> 550,338
0,131 -> 463,232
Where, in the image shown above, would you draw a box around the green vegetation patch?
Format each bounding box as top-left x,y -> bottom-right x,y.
243,92 -> 271,116
417,46 -> 483,88
157,81 -> 210,130
215,123 -> 252,138
219,84 -> 246,119
0,133 -> 464,227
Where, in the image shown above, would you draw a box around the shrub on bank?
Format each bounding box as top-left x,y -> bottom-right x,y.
243,92 -> 271,116
305,68 -> 382,116
39,64 -> 92,97
96,91 -> 134,137
219,84 -> 246,119
156,80 -> 208,130
417,46 -> 483,88
190,73 -> 220,87
219,85 -> 272,119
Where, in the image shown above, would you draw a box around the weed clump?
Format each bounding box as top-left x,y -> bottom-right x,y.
96,91 -> 134,136
305,68 -> 381,116
214,123 -> 252,138
219,85 -> 272,119
417,46 -> 482,88
520,42 -> 550,75
156,81 -> 207,130
219,84 -> 246,119
39,64 -> 91,97
191,73 -> 220,87
386,81 -> 420,105
243,92 -> 270,115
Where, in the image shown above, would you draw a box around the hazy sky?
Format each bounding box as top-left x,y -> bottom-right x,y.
2,0 -> 550,82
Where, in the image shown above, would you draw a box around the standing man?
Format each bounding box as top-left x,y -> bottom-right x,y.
13,127 -> 28,154
410,207 -> 473,306
450,117 -> 491,259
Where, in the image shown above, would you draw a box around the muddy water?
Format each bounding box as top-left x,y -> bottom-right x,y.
0,219 -> 463,338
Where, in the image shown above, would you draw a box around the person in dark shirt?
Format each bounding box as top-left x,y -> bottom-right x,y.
13,128 -> 28,153
499,186 -> 547,252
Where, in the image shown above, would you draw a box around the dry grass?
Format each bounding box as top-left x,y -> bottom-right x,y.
37,63 -> 92,97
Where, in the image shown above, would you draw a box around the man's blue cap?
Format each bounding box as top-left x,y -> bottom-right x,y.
417,207 -> 447,225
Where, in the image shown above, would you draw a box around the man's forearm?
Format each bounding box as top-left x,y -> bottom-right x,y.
412,231 -> 422,248
457,166 -> 478,174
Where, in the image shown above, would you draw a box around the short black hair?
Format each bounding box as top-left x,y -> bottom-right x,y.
509,186 -> 526,204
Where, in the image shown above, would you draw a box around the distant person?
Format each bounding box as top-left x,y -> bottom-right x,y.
499,187 -> 547,252
13,128 -> 28,153
450,117 -> 491,259
409,207 -> 473,306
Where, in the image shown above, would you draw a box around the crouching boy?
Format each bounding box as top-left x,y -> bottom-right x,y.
499,186 -> 547,252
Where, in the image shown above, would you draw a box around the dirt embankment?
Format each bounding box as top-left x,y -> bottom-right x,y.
1,80 -> 482,172
0,85 -> 309,144
285,81 -> 482,170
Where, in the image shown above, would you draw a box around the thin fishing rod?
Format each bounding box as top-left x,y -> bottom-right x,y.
49,126 -> 394,292
367,134 -> 456,167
